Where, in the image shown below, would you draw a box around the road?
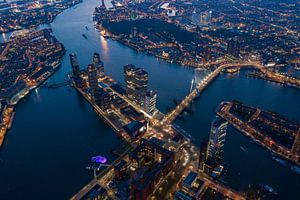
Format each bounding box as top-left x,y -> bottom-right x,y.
71,60 -> 300,199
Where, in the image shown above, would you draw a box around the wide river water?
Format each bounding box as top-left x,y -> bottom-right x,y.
0,0 -> 299,199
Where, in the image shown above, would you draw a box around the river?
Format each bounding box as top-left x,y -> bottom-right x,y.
0,0 -> 299,199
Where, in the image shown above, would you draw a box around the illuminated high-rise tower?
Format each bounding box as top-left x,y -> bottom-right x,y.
70,53 -> 80,77
69,53 -> 82,87
144,90 -> 157,115
92,53 -> 104,78
206,116 -> 228,166
87,64 -> 98,95
124,64 -> 136,99
124,64 -> 148,105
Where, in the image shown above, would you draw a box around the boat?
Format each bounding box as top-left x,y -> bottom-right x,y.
82,34 -> 88,39
291,165 -> 300,175
240,146 -> 250,154
223,67 -> 240,73
272,156 -> 289,167
260,184 -> 279,196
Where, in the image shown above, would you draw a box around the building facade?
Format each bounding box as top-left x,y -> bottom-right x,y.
144,90 -> 157,115
69,53 -> 82,87
124,64 -> 148,105
206,116 -> 228,166
92,52 -> 105,79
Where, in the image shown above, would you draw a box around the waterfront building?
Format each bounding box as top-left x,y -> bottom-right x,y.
92,52 -> 105,79
69,53 -> 82,87
0,80 -> 27,104
87,63 -> 110,110
70,53 -> 80,76
227,37 -> 240,58
206,116 -> 228,166
87,64 -> 98,96
124,64 -> 136,98
198,117 -> 228,175
132,67 -> 148,105
95,88 -> 111,111
143,90 -> 157,115
124,64 -> 148,105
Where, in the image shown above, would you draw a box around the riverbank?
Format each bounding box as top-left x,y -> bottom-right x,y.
0,106 -> 14,147
0,0 -> 83,34
96,24 -> 214,69
0,61 -> 63,148
0,28 -> 65,148
247,70 -> 300,89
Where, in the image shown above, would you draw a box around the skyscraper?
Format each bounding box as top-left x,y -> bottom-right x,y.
124,64 -> 148,105
144,90 -> 157,115
87,64 -> 98,95
69,53 -> 82,87
133,68 -> 148,105
70,53 -> 80,78
124,64 -> 136,99
87,63 -> 111,110
95,88 -> 111,111
227,37 -> 240,58
206,116 -> 228,166
92,53 -> 104,79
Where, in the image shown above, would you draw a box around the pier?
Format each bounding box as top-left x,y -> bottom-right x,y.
73,85 -> 122,133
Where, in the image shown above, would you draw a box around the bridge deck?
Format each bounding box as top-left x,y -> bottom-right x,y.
162,62 -> 300,124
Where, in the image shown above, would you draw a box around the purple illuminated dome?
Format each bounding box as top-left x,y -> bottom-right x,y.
91,155 -> 107,164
